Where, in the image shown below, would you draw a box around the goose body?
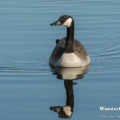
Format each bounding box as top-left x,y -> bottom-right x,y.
49,15 -> 90,67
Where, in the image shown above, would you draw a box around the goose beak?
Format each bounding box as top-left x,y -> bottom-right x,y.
50,20 -> 62,26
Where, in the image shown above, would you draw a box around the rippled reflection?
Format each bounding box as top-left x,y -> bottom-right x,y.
50,65 -> 90,118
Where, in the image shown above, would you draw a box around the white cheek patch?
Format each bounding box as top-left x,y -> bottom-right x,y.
63,106 -> 72,117
63,18 -> 72,27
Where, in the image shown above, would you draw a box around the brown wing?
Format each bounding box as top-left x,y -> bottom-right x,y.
50,37 -> 66,61
73,38 -> 88,60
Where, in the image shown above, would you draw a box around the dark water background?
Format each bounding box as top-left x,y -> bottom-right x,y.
0,0 -> 120,119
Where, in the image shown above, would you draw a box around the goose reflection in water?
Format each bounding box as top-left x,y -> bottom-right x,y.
50,65 -> 90,118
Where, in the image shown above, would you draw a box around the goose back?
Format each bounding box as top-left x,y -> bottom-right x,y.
49,37 -> 90,67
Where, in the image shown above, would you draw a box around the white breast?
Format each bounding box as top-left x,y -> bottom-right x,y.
56,53 -> 81,67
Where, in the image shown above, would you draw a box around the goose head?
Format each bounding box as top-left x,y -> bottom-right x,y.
50,15 -> 73,28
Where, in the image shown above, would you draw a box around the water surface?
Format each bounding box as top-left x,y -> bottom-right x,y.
0,0 -> 120,119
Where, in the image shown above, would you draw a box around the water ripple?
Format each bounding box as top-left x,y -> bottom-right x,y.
86,31 -> 120,72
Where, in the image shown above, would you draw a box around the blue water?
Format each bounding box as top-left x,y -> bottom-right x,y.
0,0 -> 120,119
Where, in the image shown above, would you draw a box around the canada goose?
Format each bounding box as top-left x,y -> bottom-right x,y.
49,15 -> 90,67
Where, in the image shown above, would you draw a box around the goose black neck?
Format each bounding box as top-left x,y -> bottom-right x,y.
64,21 -> 74,53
